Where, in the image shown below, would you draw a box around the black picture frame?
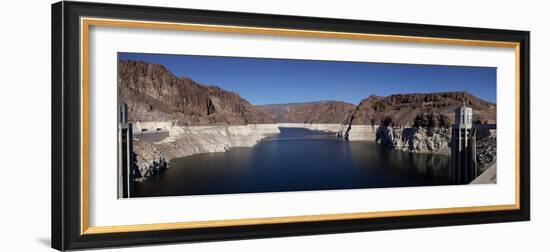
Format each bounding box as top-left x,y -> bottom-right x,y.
52,1 -> 530,251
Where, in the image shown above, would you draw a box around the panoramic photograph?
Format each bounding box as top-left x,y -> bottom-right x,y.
116,52 -> 497,199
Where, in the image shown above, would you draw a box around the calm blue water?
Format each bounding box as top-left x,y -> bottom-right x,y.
134,128 -> 453,197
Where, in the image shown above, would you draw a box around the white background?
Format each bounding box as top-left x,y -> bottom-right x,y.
0,0 -> 547,251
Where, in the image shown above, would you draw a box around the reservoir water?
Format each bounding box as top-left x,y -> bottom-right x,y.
134,127 -> 454,197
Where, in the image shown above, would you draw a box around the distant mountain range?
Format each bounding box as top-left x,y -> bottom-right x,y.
256,101 -> 355,124
118,60 -> 496,126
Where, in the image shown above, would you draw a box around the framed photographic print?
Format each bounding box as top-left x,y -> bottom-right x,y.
51,1 -> 530,250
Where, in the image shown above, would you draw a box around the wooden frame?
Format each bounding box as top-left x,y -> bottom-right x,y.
52,1 -> 530,250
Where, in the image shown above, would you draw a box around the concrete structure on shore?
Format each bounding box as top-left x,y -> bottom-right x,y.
133,121 -> 173,134
117,103 -> 134,198
451,103 -> 496,184
451,104 -> 477,184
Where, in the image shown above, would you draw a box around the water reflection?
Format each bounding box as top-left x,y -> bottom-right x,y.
134,127 -> 453,197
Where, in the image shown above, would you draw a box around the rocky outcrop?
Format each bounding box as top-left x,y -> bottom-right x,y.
118,60 -> 274,125
375,125 -> 452,154
372,120 -> 496,165
343,92 -> 496,127
257,101 -> 355,124
133,140 -> 168,180
477,134 -> 497,172
413,113 -> 451,128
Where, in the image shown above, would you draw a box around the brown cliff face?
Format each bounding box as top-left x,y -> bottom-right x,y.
118,60 -> 274,125
256,101 -> 356,124
346,92 -> 496,126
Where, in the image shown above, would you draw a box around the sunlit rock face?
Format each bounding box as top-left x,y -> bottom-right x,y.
118,60 -> 274,125
375,125 -> 452,154
133,141 -> 167,179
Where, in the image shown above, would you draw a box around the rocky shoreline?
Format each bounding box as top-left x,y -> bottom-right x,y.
132,124 -> 280,179
375,125 -> 452,154
132,140 -> 168,181
131,123 -> 349,180
339,112 -> 497,172
339,123 -> 496,175
131,122 -> 496,182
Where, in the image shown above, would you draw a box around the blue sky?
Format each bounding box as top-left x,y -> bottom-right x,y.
119,52 -> 496,105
